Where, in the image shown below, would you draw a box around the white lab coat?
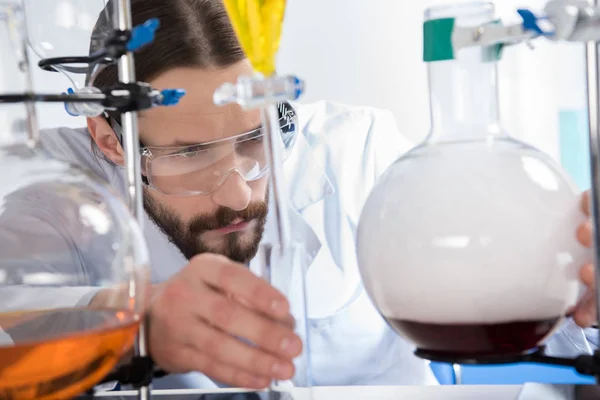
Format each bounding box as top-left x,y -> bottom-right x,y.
0,100 -> 595,388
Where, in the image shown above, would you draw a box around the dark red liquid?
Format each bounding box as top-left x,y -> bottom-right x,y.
387,317 -> 561,358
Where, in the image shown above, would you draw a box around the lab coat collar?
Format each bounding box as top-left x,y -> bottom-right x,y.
260,104 -> 335,269
283,120 -> 335,212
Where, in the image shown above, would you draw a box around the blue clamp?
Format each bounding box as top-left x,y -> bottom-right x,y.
159,89 -> 186,106
517,9 -> 555,37
292,76 -> 304,100
63,87 -> 77,116
127,18 -> 160,52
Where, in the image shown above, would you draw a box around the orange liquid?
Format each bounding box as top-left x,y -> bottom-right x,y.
0,308 -> 140,400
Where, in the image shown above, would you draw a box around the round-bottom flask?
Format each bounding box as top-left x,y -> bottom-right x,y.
0,3 -> 149,399
0,141 -> 149,400
357,1 -> 589,359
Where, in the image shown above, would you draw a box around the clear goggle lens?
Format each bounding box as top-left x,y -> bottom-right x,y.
141,104 -> 297,196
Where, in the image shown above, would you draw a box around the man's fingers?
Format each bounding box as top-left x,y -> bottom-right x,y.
582,190 -> 591,217
580,263 -> 595,288
175,346 -> 271,389
192,254 -> 290,320
149,261 -> 303,385
573,293 -> 597,328
283,313 -> 296,329
188,319 -> 296,381
196,285 -> 303,360
577,221 -> 594,248
230,294 -> 296,329
573,264 -> 597,328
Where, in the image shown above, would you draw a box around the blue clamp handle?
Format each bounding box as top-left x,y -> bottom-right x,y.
159,89 -> 186,106
292,76 -> 304,100
63,87 -> 77,116
517,9 -> 554,37
127,18 -> 160,52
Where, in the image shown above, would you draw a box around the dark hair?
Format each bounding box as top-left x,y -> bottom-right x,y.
87,0 -> 245,162
91,0 -> 245,124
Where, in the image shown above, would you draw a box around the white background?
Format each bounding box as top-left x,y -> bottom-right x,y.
25,0 -> 590,164
275,0 -> 589,162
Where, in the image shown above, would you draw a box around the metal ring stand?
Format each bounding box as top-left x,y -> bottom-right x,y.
109,0 -> 150,398
7,0 -> 158,397
7,0 -> 300,397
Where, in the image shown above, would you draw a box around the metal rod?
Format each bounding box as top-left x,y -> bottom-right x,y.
115,0 -> 143,221
114,0 -> 150,398
452,364 -> 462,385
0,93 -> 106,103
584,0 -> 600,383
14,2 -> 38,147
260,104 -> 291,249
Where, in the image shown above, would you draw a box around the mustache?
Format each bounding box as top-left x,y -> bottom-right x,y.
188,202 -> 268,233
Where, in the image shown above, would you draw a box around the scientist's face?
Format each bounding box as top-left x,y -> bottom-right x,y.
136,61 -> 268,262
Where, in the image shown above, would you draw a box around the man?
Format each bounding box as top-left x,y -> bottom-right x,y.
10,0 -> 600,390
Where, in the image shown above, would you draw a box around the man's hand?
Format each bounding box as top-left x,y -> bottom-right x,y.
574,190 -> 598,328
147,253 -> 301,389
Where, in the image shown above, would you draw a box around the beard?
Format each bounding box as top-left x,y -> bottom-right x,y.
143,191 -> 268,263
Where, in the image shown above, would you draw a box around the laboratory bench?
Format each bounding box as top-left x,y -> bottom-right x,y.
77,384 -> 600,399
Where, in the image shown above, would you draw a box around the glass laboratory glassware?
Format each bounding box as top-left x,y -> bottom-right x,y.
24,0 -> 110,90
0,2 -> 149,399
218,0 -> 312,394
356,1 -> 590,360
251,242 -> 312,390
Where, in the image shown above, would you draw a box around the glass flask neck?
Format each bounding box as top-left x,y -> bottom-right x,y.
424,2 -> 505,144
0,3 -> 39,148
426,55 -> 503,143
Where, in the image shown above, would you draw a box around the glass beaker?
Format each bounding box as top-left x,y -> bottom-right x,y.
356,1 -> 590,360
0,2 -> 149,399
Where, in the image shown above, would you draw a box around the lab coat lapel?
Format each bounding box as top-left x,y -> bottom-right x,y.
253,129 -> 333,298
261,131 -> 334,263
283,125 -> 335,212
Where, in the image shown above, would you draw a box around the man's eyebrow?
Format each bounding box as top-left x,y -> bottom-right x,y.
169,139 -> 205,147
162,124 -> 263,148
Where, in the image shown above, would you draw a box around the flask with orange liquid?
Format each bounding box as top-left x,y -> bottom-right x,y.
0,2 -> 149,399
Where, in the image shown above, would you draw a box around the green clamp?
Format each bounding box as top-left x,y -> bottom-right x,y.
423,18 -> 503,63
423,18 -> 456,62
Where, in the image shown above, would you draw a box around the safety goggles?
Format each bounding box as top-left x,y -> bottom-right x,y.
109,102 -> 298,196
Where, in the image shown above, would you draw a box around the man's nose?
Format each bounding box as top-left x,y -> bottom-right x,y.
211,170 -> 252,211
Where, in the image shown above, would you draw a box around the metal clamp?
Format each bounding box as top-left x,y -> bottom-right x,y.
449,0 -> 600,54
37,18 -> 159,75
88,355 -> 168,392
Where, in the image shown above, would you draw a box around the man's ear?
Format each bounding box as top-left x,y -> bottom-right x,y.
87,116 -> 125,166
